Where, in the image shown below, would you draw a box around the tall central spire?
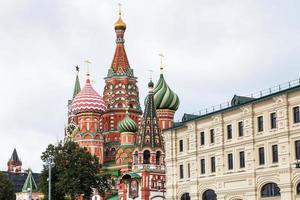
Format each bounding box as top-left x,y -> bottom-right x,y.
108,6 -> 133,77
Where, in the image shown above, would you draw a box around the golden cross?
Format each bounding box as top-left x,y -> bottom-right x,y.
158,53 -> 164,72
118,3 -> 122,16
84,60 -> 91,75
149,69 -> 153,81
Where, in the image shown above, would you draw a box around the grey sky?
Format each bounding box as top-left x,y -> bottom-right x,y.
0,0 -> 299,172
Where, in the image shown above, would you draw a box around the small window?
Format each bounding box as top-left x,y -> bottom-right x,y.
200,159 -> 205,174
294,106 -> 300,123
179,164 -> 184,179
258,116 -> 264,132
272,145 -> 278,163
270,112 -> 277,129
259,147 -> 265,165
200,132 -> 205,145
238,121 -> 244,137
211,157 -> 216,173
227,124 -> 232,139
239,151 -> 245,168
295,140 -> 300,160
228,153 -> 233,170
210,129 -> 214,143
188,163 -> 190,178
179,140 -> 183,152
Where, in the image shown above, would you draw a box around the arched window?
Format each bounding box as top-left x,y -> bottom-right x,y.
143,150 -> 150,164
181,193 -> 190,200
111,148 -> 116,156
297,182 -> 300,194
156,151 -> 161,165
202,189 -> 217,200
261,183 -> 280,197
134,151 -> 138,164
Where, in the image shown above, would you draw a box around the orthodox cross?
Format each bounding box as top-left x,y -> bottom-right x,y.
159,53 -> 164,72
118,3 -> 122,16
84,60 -> 91,76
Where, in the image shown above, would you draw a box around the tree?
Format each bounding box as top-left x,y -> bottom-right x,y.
0,172 -> 15,200
39,141 -> 111,200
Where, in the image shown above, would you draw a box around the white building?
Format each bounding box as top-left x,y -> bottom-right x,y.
164,79 -> 300,200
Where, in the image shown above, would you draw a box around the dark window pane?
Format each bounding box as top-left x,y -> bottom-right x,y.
238,121 -> 244,137
227,125 -> 232,139
297,183 -> 300,194
258,116 -> 264,132
272,145 -> 278,163
202,190 -> 217,200
261,183 -> 281,197
239,151 -> 245,168
295,140 -> 300,160
294,107 -> 300,123
259,147 -> 265,165
180,164 -> 184,179
228,153 -> 233,170
210,129 -> 214,143
201,159 -> 205,174
200,132 -> 205,145
211,157 -> 216,173
188,163 -> 190,178
271,113 -> 277,129
179,140 -> 183,152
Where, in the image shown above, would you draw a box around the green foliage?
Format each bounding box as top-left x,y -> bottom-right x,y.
39,141 -> 111,200
0,172 -> 15,200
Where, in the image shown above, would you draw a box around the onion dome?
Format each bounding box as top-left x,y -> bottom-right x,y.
118,112 -> 138,133
153,73 -> 180,111
71,77 -> 105,114
114,12 -> 126,30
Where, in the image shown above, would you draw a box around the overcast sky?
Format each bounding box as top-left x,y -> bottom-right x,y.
0,0 -> 300,172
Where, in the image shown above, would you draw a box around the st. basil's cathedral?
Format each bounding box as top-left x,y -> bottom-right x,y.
65,9 -> 179,200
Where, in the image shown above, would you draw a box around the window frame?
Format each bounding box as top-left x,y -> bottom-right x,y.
227,124 -> 232,140
258,116 -> 264,132
210,129 -> 215,144
211,157 -> 216,173
179,139 -> 183,152
272,144 -> 278,163
239,151 -> 245,168
294,106 -> 300,123
228,153 -> 233,170
270,112 -> 277,129
259,147 -> 265,165
238,121 -> 244,137
200,159 -> 205,174
179,164 -> 184,179
200,132 -> 205,146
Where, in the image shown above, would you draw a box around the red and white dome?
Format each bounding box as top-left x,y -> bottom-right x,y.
71,78 -> 105,114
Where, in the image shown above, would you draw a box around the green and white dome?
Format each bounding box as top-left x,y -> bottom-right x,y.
153,73 -> 180,111
118,113 -> 138,133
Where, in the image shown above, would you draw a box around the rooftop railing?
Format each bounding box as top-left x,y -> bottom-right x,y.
177,78 -> 300,122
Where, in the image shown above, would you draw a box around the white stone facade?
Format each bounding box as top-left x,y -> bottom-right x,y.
164,89 -> 300,200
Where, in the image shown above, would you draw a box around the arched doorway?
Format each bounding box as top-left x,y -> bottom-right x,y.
297,182 -> 300,195
181,193 -> 190,200
261,182 -> 280,198
202,189 -> 217,200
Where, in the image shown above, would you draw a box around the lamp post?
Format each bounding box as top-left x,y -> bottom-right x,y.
47,157 -> 53,200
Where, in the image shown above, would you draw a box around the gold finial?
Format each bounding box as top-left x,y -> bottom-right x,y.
118,3 -> 122,16
114,3 -> 126,30
159,53 -> 164,73
149,69 -> 153,81
84,60 -> 91,78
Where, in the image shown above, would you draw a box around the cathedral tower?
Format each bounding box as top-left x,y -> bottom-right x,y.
7,148 -> 22,173
102,9 -> 142,162
153,61 -> 180,130
70,69 -> 106,164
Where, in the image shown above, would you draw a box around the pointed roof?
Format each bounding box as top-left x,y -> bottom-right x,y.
135,82 -> 163,149
8,148 -> 22,164
73,68 -> 81,98
107,11 -> 134,78
22,169 -> 38,192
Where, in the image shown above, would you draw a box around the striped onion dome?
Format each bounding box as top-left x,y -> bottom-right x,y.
71,78 -> 105,114
118,112 -> 138,133
153,73 -> 180,111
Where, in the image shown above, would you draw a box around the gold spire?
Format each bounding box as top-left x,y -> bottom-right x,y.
114,3 -> 126,30
159,53 -> 164,73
